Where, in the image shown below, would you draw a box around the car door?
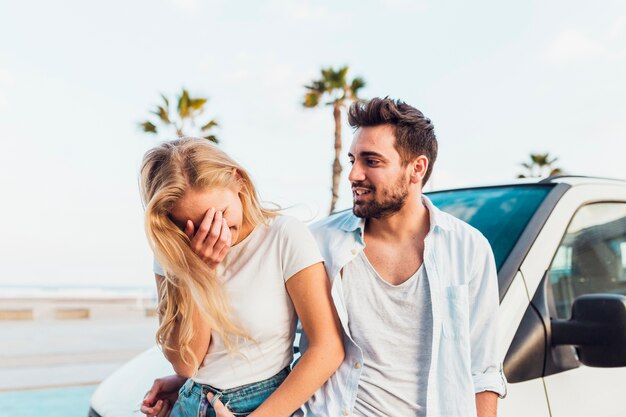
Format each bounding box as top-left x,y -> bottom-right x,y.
498,270 -> 552,417
518,183 -> 626,417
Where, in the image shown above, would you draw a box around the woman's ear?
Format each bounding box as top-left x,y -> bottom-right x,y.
231,168 -> 244,192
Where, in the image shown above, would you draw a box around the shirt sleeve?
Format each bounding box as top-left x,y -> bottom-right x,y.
469,234 -> 508,398
153,258 -> 165,276
277,216 -> 325,282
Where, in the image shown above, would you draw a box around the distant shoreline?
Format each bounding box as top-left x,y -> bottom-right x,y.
0,285 -> 156,300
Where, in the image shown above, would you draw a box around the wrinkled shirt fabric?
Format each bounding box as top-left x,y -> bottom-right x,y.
296,196 -> 507,417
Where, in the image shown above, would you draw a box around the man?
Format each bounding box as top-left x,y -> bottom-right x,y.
142,98 -> 506,417
296,97 -> 506,417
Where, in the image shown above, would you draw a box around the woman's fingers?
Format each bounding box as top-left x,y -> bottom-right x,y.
214,221 -> 231,262
184,220 -> 195,240
211,219 -> 230,258
193,208 -> 216,250
226,223 -> 232,247
187,208 -> 232,266
206,392 -> 235,417
204,210 -> 223,249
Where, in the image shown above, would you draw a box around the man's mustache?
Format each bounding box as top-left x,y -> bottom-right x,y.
351,182 -> 375,190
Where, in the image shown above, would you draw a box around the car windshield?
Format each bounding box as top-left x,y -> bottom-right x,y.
426,185 -> 553,272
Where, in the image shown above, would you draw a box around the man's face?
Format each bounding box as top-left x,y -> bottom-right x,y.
348,125 -> 411,219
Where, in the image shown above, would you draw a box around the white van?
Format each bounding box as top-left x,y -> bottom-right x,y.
89,176 -> 626,417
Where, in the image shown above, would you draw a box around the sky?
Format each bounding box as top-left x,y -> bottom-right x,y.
1,0 -> 625,288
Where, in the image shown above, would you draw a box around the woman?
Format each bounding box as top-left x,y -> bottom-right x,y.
139,138 -> 344,417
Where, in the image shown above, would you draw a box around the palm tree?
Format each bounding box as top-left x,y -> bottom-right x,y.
518,153 -> 563,178
303,66 -> 366,213
140,88 -> 219,143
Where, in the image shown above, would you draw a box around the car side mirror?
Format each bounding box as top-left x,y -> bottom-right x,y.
551,294 -> 626,367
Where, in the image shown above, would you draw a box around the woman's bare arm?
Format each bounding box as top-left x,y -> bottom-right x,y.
246,262 -> 344,417
155,273 -> 211,377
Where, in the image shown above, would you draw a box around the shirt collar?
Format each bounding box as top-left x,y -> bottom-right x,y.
339,194 -> 453,234
422,194 -> 454,232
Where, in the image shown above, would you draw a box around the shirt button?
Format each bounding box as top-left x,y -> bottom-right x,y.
354,362 -> 362,369
343,410 -> 350,416
351,248 -> 358,255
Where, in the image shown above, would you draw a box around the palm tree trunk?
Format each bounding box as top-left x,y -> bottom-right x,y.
330,102 -> 342,214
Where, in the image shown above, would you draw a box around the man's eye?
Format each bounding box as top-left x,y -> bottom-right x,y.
348,159 -> 355,165
366,159 -> 379,166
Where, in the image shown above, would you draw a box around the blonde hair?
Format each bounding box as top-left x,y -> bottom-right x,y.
140,137 -> 275,370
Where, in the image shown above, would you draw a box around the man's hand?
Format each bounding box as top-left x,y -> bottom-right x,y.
186,208 -> 232,268
207,392 -> 236,417
140,374 -> 187,417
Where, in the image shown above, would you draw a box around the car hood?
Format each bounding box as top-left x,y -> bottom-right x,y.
90,346 -> 173,417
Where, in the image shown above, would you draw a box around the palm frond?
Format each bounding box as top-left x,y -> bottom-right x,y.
546,153 -> 558,165
178,88 -> 190,118
141,89 -> 220,142
303,91 -> 321,108
324,66 -> 348,89
305,80 -> 327,94
189,98 -> 208,111
140,121 -> 157,134
320,68 -> 333,81
151,106 -> 170,124
518,152 -> 563,179
201,120 -> 218,131
530,153 -> 545,166
304,66 -> 367,108
336,66 -> 349,81
350,77 -> 366,98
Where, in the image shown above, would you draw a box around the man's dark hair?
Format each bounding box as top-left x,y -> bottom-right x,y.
348,97 -> 438,186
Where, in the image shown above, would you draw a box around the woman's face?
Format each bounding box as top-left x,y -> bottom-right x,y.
169,185 -> 247,245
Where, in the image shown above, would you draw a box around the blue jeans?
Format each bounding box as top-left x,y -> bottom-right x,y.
170,367 -> 290,417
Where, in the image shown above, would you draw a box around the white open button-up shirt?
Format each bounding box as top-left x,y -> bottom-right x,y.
296,196 -> 507,417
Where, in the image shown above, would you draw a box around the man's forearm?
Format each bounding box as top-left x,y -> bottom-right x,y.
476,391 -> 498,417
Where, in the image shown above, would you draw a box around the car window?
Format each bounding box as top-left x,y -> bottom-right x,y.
549,202 -> 626,319
427,185 -> 552,271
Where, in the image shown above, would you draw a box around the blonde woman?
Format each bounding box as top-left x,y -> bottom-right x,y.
139,138 -> 344,417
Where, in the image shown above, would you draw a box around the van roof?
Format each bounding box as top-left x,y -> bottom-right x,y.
428,175 -> 626,193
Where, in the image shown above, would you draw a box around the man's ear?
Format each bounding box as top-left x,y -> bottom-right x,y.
409,155 -> 429,184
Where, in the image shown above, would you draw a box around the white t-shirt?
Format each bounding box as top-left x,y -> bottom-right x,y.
154,215 -> 323,389
342,251 -> 432,417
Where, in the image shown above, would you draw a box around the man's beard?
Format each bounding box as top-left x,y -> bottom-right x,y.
352,176 -> 409,219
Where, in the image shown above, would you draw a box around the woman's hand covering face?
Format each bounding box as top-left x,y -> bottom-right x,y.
186,208 -> 232,268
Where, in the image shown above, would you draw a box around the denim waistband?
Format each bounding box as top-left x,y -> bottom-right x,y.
182,366 -> 290,398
